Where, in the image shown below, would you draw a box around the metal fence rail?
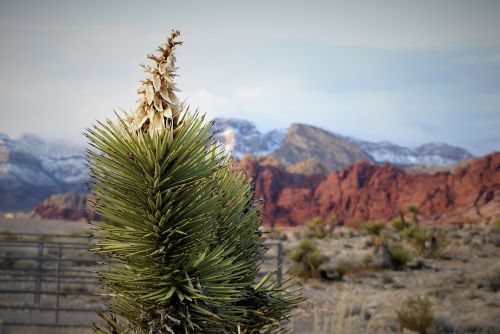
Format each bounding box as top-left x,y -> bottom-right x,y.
0,232 -> 283,329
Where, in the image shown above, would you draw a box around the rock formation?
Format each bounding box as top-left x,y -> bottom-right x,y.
30,193 -> 97,221
30,152 -> 499,226
235,152 -> 500,226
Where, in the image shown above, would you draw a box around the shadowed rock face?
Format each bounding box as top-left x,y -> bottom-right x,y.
274,124 -> 374,171
30,193 -> 98,221
234,152 -> 500,227
30,153 -> 499,226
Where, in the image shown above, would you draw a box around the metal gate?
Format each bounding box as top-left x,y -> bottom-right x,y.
0,233 -> 283,329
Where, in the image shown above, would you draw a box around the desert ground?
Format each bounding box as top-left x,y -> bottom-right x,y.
1,218 -> 499,333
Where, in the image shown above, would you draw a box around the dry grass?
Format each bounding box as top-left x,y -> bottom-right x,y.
312,295 -> 371,334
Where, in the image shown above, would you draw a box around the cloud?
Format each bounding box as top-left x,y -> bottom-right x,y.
0,1 -> 499,155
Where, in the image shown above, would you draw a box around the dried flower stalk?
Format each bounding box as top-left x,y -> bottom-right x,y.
127,30 -> 183,134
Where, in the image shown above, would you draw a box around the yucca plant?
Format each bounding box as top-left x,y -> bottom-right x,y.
86,30 -> 301,334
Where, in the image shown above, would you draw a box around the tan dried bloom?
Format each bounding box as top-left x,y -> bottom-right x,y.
127,30 -> 183,134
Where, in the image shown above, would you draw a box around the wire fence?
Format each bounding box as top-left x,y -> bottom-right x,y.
0,232 -> 283,329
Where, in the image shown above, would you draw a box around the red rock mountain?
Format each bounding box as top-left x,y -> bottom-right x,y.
30,153 -> 499,226
235,152 -> 500,226
30,193 -> 97,221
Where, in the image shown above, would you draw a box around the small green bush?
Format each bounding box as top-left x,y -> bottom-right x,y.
299,237 -> 315,252
307,217 -> 326,238
392,218 -> 410,231
291,237 -> 327,279
396,296 -> 434,334
388,243 -> 412,270
335,263 -> 348,279
308,250 -> 325,269
407,204 -> 421,224
363,221 -> 385,236
402,226 -> 431,254
495,218 -> 500,229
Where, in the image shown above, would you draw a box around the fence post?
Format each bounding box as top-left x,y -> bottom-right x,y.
276,242 -> 283,285
34,233 -> 44,304
55,243 -> 62,324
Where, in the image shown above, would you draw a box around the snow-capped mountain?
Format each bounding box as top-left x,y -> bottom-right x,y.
349,139 -> 474,165
0,133 -> 87,185
212,118 -> 286,157
212,118 -> 474,167
0,133 -> 87,210
0,119 -> 476,211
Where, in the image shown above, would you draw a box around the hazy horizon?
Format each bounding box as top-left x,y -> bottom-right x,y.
1,1 -> 500,155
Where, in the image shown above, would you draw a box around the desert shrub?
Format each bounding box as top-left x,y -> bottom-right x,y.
334,263 -> 348,280
495,218 -> 500,229
388,243 -> 412,270
291,237 -> 327,279
396,296 -> 434,334
313,296 -> 370,334
407,204 -> 421,224
364,221 -> 386,254
402,225 -> 432,255
308,250 -> 325,268
266,227 -> 287,240
88,31 -> 301,333
428,232 -> 448,259
392,218 -> 410,231
323,215 -> 337,237
307,217 -> 326,238
363,221 -> 385,236
318,262 -> 349,282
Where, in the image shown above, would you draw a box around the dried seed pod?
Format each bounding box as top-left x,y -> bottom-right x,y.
162,104 -> 173,119
149,112 -> 163,132
167,54 -> 175,69
158,63 -> 166,75
153,94 -> 163,111
159,84 -> 171,102
145,85 -> 155,105
153,74 -> 161,92
164,75 -> 174,85
168,90 -> 178,103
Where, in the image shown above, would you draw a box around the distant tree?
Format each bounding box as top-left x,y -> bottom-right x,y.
407,204 -> 420,225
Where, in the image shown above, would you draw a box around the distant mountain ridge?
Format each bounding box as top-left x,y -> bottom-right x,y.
30,152 -> 500,226
0,133 -> 87,210
349,138 -> 474,165
212,118 -> 286,156
0,118 -> 476,211
273,123 -> 374,171
213,118 -> 474,167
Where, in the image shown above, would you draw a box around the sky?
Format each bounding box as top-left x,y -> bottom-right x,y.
0,1 -> 499,155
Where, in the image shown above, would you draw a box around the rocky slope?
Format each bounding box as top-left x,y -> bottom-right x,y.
350,140 -> 474,166
212,118 -> 286,157
235,152 -> 500,226
274,123 -> 374,171
0,134 -> 87,211
212,118 -> 474,167
29,192 -> 97,221
31,152 -> 499,226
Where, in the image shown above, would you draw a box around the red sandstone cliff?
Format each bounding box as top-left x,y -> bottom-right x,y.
30,193 -> 98,221
235,152 -> 500,226
30,153 -> 499,226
